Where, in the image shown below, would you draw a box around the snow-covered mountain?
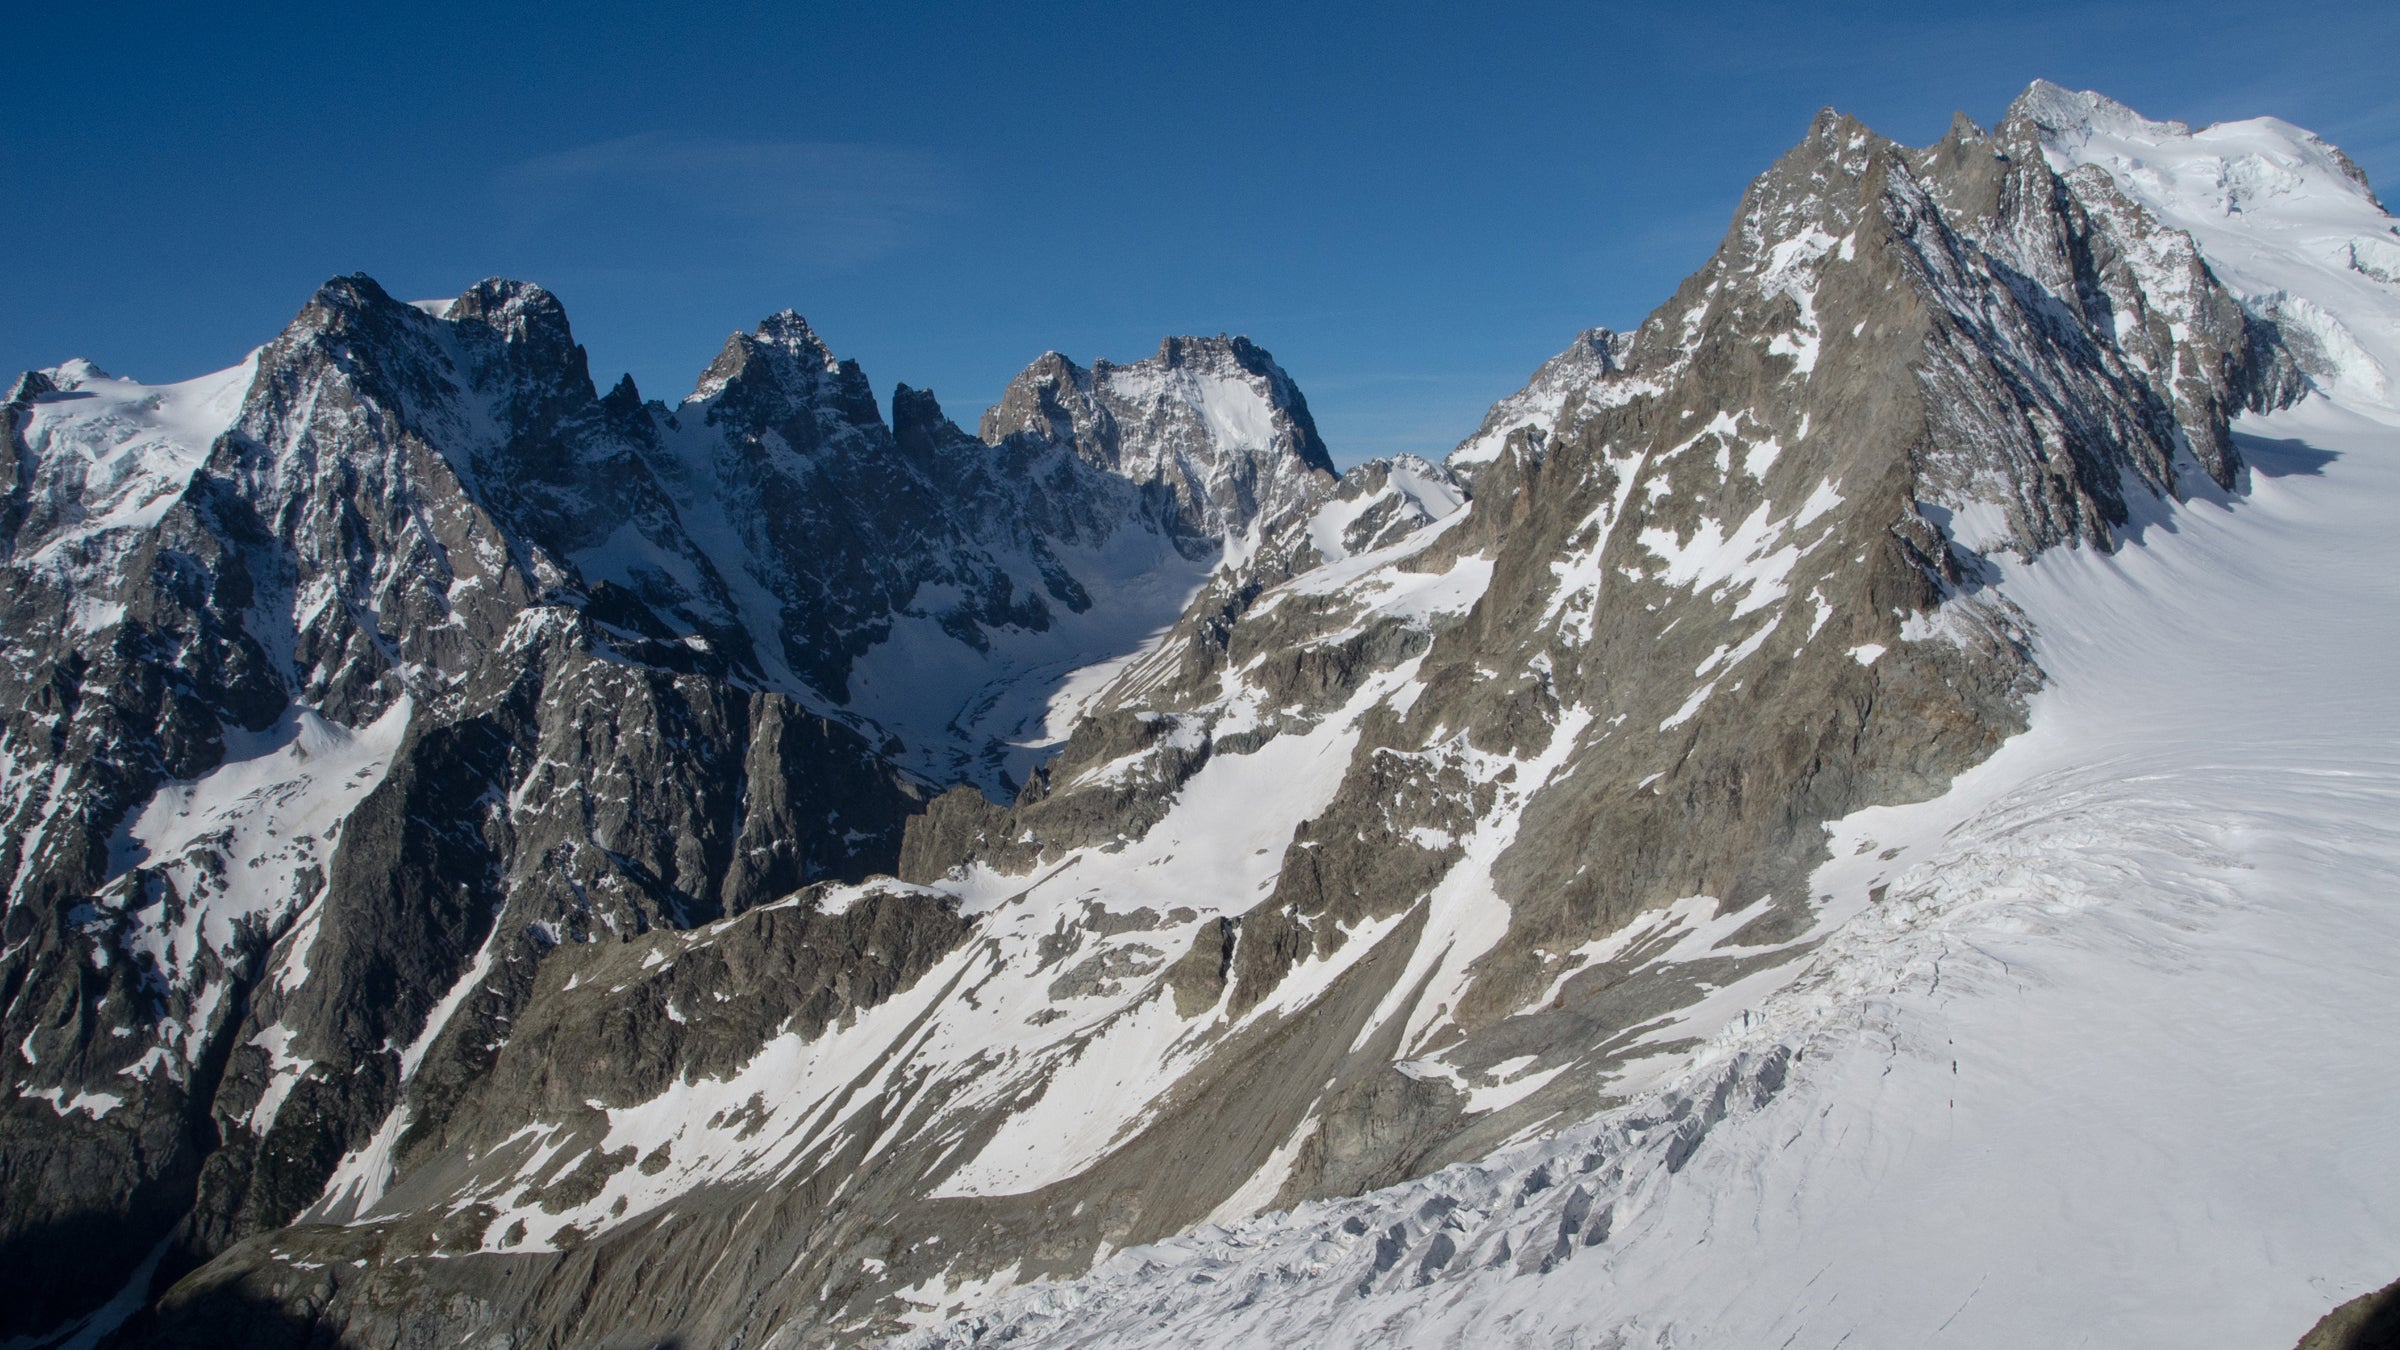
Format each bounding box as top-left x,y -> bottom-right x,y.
884,82 -> 2400,1350
0,283 -> 1344,1343
2,80 -> 2393,1350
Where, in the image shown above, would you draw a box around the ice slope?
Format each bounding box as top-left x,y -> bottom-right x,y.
2018,81 -> 2400,416
889,92 -> 2400,1350
9,356 -> 254,581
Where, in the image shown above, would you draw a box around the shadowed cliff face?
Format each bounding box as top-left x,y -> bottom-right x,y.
0,82 -> 2324,1350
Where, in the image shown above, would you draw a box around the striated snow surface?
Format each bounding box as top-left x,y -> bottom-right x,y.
888,88 -> 2400,1350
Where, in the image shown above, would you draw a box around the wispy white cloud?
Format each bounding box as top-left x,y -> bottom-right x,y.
495,134 -> 960,269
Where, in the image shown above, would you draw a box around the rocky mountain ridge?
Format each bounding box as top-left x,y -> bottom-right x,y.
887,79 -> 2400,1350
0,281 -> 1345,1344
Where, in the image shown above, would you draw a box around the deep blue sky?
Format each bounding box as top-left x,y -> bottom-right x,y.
6,2 -> 2394,466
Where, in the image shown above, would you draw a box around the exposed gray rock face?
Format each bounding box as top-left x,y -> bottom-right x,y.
0,81 -> 2327,1350
0,274 -> 1337,1344
856,86 -> 2291,1340
1185,95 -> 2300,1198
0,276 -> 936,1341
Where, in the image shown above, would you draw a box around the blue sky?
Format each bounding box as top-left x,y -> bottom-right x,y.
6,1 -> 2394,466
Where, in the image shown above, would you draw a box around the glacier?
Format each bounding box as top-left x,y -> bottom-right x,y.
885,83 -> 2400,1350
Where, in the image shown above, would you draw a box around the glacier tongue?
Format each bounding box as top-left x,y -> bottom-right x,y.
885,91 -> 2400,1350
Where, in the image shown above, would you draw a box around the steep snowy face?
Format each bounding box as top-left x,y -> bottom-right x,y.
5,357 -> 256,581
1304,453 -> 1470,563
891,85 -> 2400,1350
980,335 -> 1340,555
2009,79 -> 2400,415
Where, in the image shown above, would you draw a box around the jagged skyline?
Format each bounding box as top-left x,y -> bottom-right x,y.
4,1 -> 2395,467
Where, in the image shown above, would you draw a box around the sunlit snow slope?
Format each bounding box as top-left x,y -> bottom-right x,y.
892,84 -> 2400,1350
